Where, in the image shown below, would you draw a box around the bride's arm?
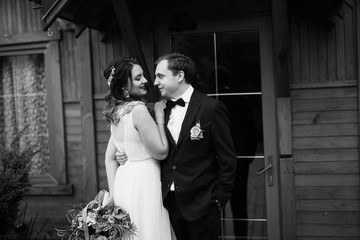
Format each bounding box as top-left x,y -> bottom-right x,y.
132,103 -> 169,160
104,136 -> 118,204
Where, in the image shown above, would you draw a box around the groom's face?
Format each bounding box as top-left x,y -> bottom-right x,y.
154,60 -> 180,99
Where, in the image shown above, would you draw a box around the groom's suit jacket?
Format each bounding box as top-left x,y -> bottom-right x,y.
161,89 -> 237,221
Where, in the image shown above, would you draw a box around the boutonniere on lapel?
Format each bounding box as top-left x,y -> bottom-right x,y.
190,121 -> 210,140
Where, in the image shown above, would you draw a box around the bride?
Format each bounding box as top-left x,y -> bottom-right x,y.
102,57 -> 175,240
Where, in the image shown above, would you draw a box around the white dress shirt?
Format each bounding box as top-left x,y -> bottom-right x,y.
167,85 -> 194,191
167,85 -> 194,143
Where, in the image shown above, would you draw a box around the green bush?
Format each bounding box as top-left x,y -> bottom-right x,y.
0,127 -> 40,239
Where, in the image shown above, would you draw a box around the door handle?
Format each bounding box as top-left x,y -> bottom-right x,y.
257,163 -> 273,175
256,156 -> 273,186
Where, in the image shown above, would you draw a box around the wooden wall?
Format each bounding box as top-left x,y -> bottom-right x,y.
0,0 -> 138,238
1,2 -> 79,239
1,0 -> 86,238
291,86 -> 359,239
290,0 -> 357,85
0,0 -> 42,34
290,0 -> 360,239
95,99 -> 109,190
90,28 -> 127,190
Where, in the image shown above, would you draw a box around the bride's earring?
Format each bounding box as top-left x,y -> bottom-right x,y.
123,89 -> 129,98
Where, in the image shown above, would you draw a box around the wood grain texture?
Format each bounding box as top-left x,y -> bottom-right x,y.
290,2 -> 356,85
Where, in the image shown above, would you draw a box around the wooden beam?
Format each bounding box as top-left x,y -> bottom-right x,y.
99,22 -> 117,42
73,0 -> 109,38
0,31 -> 60,45
272,0 -> 291,97
110,0 -> 150,79
76,29 -> 99,201
41,0 -> 72,31
74,24 -> 87,38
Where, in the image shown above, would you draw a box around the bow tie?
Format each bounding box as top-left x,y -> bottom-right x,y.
166,98 -> 185,109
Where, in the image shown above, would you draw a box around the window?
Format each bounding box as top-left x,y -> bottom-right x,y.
0,53 -> 50,175
0,32 -> 72,195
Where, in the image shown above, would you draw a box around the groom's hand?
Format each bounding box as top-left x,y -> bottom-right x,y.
115,151 -> 128,165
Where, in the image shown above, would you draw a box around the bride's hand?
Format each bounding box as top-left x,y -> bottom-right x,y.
154,100 -> 166,123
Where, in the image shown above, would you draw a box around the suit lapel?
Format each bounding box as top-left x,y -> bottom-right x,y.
165,125 -> 176,146
163,107 -> 176,146
164,107 -> 171,125
177,90 -> 201,146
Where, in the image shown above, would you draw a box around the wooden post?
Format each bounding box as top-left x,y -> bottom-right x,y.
277,98 -> 296,240
356,0 -> 360,152
279,156 -> 296,240
76,29 -> 98,201
273,0 -> 294,237
277,98 -> 292,155
272,0 -> 292,97
45,40 -> 67,185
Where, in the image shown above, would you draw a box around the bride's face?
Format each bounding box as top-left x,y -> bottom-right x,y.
128,64 -> 148,97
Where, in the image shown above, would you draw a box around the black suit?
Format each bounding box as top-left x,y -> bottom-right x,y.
161,89 -> 237,239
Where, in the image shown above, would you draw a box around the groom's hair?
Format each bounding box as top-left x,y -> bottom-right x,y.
155,52 -> 197,84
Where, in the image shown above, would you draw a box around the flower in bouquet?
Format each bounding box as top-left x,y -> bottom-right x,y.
56,190 -> 136,240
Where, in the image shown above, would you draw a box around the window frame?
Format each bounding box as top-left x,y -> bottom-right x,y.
0,31 -> 72,195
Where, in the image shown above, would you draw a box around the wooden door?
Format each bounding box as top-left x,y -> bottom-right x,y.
156,17 -> 281,240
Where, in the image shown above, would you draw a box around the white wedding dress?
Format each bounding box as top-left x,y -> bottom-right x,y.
111,101 -> 175,240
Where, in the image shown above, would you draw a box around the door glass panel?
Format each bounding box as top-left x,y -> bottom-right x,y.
172,31 -> 266,239
216,32 -> 262,93
171,33 -> 215,94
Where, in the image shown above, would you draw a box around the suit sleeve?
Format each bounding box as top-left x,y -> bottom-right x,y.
211,101 -> 237,207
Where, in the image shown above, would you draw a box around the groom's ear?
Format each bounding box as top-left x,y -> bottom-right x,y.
177,70 -> 185,82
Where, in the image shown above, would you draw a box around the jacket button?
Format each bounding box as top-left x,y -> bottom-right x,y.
172,165 -> 176,170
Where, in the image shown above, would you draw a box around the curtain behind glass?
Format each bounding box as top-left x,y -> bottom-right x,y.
0,54 -> 50,176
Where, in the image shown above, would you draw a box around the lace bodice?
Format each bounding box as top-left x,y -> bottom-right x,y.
110,101 -> 153,161
117,101 -> 144,119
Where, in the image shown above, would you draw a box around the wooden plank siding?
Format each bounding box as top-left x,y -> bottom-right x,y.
290,2 -> 360,238
60,30 -> 79,102
290,1 -> 357,88
90,28 -> 129,191
290,86 -> 360,239
92,27 -> 125,95
23,102 -> 85,239
94,98 -> 110,190
0,0 -> 42,35
291,1 -> 360,237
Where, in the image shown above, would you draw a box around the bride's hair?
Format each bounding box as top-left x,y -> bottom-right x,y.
102,57 -> 141,124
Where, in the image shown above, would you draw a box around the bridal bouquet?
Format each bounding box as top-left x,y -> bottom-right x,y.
56,190 -> 136,240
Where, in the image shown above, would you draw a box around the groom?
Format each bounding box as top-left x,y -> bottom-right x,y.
154,52 -> 237,240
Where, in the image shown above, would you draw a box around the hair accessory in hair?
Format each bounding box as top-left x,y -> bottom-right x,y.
107,66 -> 116,87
